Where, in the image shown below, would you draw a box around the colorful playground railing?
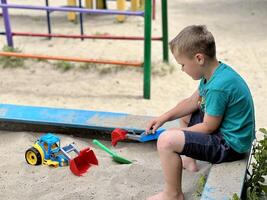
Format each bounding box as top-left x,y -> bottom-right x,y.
0,0 -> 169,99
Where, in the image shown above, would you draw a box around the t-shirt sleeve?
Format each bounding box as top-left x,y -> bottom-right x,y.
205,89 -> 228,116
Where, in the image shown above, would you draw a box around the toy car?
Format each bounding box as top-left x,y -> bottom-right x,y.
25,133 -> 98,176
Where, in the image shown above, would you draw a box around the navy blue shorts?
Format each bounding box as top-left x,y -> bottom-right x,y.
179,110 -> 246,164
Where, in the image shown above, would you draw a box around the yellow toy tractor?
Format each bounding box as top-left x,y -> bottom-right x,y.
25,133 -> 98,176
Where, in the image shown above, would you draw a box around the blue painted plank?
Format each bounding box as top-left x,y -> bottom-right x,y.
0,104 -> 179,133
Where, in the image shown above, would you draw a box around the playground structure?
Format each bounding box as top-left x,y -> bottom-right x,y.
0,0 -> 169,99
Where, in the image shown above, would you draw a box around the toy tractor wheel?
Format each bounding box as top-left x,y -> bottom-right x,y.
25,147 -> 42,165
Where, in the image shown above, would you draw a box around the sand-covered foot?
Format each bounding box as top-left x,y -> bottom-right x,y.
182,156 -> 199,172
146,192 -> 184,200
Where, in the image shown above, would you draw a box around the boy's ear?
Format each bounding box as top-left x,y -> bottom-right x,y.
195,53 -> 205,65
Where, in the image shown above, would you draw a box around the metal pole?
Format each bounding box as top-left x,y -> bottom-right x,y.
161,0 -> 168,62
144,0 -> 152,99
1,0 -> 13,47
45,0 -> 52,39
0,3 -> 144,16
0,51 -> 143,67
12,32 -> 163,41
78,0 -> 84,41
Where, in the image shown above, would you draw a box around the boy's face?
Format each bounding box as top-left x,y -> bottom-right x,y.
173,50 -> 204,80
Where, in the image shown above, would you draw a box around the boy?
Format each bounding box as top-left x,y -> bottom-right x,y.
146,25 -> 255,200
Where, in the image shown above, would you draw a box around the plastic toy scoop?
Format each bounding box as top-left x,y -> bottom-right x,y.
69,147 -> 98,176
92,139 -> 132,164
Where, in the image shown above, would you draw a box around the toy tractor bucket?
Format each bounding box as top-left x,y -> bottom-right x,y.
69,147 -> 98,176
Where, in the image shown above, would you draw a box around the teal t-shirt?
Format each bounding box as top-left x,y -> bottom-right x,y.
198,62 -> 255,153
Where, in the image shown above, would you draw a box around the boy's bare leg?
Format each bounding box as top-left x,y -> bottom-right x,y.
180,116 -> 199,172
147,130 -> 185,200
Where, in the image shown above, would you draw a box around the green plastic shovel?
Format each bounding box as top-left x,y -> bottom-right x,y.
92,139 -> 132,164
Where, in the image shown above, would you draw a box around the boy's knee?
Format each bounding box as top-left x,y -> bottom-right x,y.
157,129 -> 185,152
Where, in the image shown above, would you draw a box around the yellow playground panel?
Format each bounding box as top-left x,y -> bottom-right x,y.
67,0 -> 144,22
116,0 -> 144,22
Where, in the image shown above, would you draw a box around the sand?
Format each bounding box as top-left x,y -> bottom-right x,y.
0,0 -> 267,199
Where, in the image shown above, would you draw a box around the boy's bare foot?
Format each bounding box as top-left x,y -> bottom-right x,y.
146,191 -> 184,200
181,156 -> 199,172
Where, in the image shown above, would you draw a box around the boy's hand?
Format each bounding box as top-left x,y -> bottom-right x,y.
146,118 -> 165,134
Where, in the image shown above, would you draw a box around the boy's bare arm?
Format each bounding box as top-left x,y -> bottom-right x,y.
183,114 -> 223,134
146,90 -> 199,133
163,89 -> 199,121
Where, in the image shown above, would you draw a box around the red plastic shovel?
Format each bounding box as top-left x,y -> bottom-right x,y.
69,147 -> 98,176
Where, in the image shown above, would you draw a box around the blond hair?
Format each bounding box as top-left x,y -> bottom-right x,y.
169,25 -> 216,59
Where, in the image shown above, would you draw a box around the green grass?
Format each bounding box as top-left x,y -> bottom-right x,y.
230,193 -> 241,200
0,45 -> 25,68
193,174 -> 207,198
55,61 -> 75,72
79,63 -> 133,75
79,63 -> 98,70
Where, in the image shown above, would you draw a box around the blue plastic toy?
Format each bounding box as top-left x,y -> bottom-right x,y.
25,133 -> 98,176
